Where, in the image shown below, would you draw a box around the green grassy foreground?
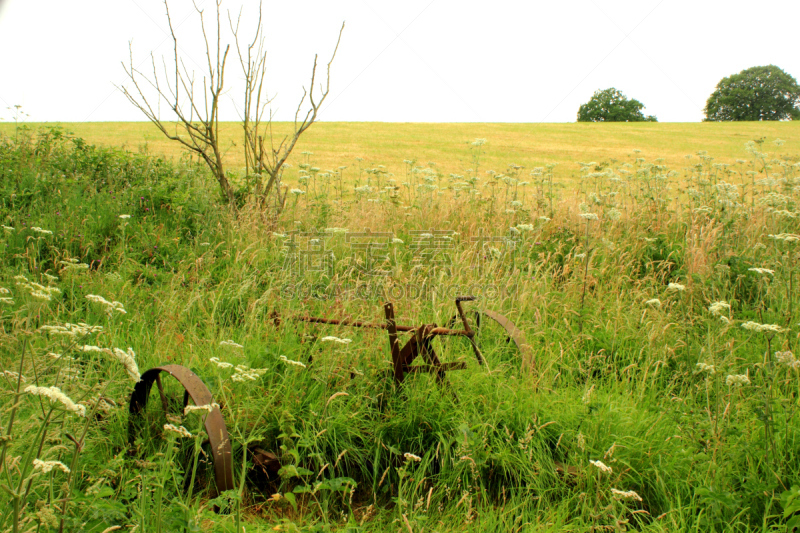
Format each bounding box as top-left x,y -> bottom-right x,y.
0,124 -> 799,532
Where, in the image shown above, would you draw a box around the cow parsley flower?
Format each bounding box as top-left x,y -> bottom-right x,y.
768,233 -> 800,242
279,355 -> 306,369
696,362 -> 716,374
219,340 -> 244,349
209,357 -> 234,369
611,488 -> 642,501
775,351 -> 799,368
726,374 -> 750,387
708,301 -> 731,316
86,294 -> 126,315
25,386 -> 86,416
32,459 -> 70,474
163,424 -> 192,438
184,403 -> 220,416
579,213 -> 599,221
667,282 -> 685,292
741,321 -> 785,334
589,460 -> 612,474
320,336 -> 352,344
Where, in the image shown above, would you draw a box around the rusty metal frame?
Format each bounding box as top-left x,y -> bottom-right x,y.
128,364 -> 234,492
294,297 -> 488,386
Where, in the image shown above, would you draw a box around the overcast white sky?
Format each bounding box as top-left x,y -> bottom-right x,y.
0,0 -> 797,123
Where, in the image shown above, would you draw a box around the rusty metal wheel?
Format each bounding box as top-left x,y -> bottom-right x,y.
128,365 -> 235,492
445,309 -> 532,372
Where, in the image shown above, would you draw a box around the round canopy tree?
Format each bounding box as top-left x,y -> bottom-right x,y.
577,88 -> 657,122
704,65 -> 800,121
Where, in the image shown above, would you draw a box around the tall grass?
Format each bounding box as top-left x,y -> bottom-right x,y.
0,125 -> 798,531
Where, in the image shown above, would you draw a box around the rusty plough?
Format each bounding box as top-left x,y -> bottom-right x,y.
128,298 -> 530,493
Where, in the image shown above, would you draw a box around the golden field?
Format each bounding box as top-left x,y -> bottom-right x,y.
1,121 -> 798,181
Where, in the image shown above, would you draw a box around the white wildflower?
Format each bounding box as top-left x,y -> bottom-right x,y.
184,403 -> 220,416
404,452 -> 422,462
31,227 -> 53,235
725,374 -> 750,387
579,213 -> 599,221
163,424 -> 192,438
775,351 -> 799,369
40,322 -> 102,338
320,336 -> 352,344
112,348 -> 140,382
392,238 -> 404,244
645,298 -> 661,308
209,357 -> 234,369
611,488 -> 642,501
231,364 -> 267,381
119,214 -> 131,219
708,301 -> 731,316
695,363 -> 716,374
279,355 -> 306,369
3,370 -> 25,382
667,282 -> 685,292
741,321 -> 785,334
289,189 -> 305,195
517,224 -> 534,231
748,268 -> 775,276
589,460 -> 612,474
59,260 -> 89,270
219,340 -> 244,349
0,297 -> 14,305
25,385 -> 86,416
538,216 -> 551,222
32,459 -> 70,474
86,294 -> 126,316
768,233 -> 800,242
2,225 -> 13,232
30,290 -> 52,301
81,345 -> 112,355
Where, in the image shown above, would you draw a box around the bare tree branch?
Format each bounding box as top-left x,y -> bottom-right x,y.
119,0 -> 344,213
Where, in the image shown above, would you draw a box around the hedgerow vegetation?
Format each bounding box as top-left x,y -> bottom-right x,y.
1,126 -> 799,532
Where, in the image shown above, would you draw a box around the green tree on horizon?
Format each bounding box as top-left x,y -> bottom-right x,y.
577,88 -> 657,123
704,65 -> 800,121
